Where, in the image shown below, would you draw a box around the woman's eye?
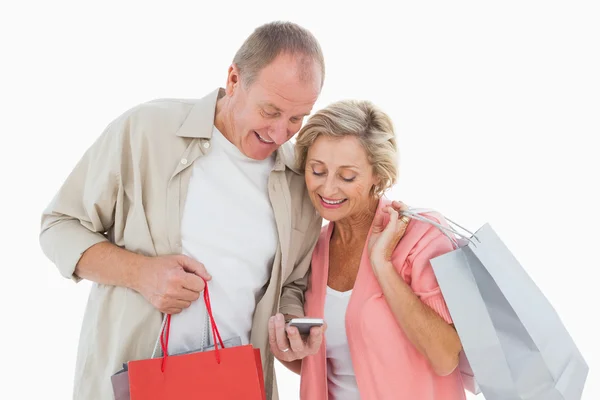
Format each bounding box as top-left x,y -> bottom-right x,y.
342,177 -> 356,182
312,171 -> 325,176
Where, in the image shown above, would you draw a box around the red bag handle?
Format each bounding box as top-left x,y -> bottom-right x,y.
159,279 -> 225,372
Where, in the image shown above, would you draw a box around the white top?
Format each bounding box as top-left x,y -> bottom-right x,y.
168,126 -> 278,353
324,286 -> 361,400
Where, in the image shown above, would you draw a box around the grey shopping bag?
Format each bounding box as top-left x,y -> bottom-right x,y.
404,210 -> 588,400
458,349 -> 480,395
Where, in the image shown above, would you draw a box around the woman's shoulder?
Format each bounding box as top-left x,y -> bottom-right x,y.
378,198 -> 447,243
407,213 -> 449,244
397,209 -> 454,258
315,223 -> 331,247
311,223 -> 332,259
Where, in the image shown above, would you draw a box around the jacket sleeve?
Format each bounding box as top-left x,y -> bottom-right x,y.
39,109 -> 132,282
278,215 -> 321,317
407,227 -> 455,324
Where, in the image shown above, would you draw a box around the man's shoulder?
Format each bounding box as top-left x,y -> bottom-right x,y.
144,98 -> 200,110
107,98 -> 206,143
286,168 -> 320,233
125,89 -> 221,139
126,98 -> 199,125
280,141 -> 315,216
285,164 -> 308,199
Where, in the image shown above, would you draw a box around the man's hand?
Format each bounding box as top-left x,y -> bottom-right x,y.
134,254 -> 212,314
268,313 -> 325,362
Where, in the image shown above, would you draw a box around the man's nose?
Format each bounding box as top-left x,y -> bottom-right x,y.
269,120 -> 292,145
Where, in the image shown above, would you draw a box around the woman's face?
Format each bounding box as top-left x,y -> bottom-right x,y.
305,135 -> 379,222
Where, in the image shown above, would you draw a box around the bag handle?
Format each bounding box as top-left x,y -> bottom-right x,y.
151,279 -> 225,372
151,309 -> 208,360
401,208 -> 480,247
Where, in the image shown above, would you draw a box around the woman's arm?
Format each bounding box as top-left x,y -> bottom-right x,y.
278,359 -> 303,374
368,205 -> 462,376
373,260 -> 461,376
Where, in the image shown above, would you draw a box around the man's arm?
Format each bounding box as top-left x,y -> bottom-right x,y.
278,215 -> 321,317
39,111 -> 125,283
39,107 -> 210,314
75,242 -> 210,314
270,214 -> 324,373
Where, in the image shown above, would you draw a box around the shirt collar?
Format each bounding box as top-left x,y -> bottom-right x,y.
175,87 -> 300,174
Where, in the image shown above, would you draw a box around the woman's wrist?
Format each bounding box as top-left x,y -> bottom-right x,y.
370,258 -> 394,272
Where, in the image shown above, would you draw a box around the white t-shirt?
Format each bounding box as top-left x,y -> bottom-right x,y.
168,126 -> 278,353
325,286 -> 361,400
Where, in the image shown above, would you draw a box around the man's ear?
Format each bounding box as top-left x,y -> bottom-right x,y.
225,63 -> 241,96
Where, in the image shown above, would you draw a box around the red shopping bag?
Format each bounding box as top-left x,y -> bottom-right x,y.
128,282 -> 266,400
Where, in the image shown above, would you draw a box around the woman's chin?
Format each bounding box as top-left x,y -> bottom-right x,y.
316,207 -> 345,222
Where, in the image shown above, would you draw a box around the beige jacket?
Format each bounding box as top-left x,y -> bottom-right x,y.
40,88 -> 321,400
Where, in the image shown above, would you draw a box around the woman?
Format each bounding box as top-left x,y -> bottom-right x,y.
270,100 -> 466,399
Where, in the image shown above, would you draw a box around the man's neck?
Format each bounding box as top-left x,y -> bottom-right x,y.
213,93 -> 236,147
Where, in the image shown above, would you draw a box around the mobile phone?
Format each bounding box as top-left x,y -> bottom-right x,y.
287,318 -> 324,335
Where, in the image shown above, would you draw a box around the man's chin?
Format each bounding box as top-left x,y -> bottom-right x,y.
244,146 -> 278,161
240,135 -> 279,160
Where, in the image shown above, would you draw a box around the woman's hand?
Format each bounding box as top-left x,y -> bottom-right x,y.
268,313 -> 325,363
368,201 -> 410,270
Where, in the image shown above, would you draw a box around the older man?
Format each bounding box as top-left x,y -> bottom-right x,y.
40,21 -> 325,400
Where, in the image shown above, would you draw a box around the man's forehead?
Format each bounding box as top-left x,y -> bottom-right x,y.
257,96 -> 315,115
250,61 -> 320,112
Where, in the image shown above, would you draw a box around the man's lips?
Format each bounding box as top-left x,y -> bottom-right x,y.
254,131 -> 274,144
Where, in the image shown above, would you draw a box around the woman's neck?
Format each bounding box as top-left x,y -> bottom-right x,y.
331,197 -> 379,245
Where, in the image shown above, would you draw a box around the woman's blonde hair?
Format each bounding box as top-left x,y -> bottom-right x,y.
295,100 -> 398,196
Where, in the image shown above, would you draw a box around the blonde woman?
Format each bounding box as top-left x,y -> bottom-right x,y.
270,100 -> 466,400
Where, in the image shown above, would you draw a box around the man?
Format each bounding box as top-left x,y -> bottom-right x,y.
40,21 -> 325,400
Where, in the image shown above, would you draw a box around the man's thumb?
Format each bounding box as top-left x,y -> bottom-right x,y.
179,255 -> 212,280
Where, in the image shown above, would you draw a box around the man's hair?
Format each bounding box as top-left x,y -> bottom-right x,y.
233,21 -> 325,89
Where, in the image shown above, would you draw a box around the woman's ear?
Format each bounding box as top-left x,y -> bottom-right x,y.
371,176 -> 382,196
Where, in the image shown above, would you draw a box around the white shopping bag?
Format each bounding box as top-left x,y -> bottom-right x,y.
402,209 -> 588,400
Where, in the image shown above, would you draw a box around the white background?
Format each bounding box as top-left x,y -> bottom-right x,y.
1,1 -> 598,399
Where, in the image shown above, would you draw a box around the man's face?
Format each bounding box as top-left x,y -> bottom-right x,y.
225,54 -> 321,160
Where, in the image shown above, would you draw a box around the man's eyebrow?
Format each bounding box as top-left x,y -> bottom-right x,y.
262,102 -> 310,118
262,102 -> 283,112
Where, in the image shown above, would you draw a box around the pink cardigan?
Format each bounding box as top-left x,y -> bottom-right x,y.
300,199 -> 466,400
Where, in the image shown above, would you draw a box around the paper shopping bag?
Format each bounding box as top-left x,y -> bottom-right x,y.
117,282 -> 266,400
457,350 -> 480,395
128,344 -> 265,400
408,213 -> 590,400
111,337 -> 243,400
